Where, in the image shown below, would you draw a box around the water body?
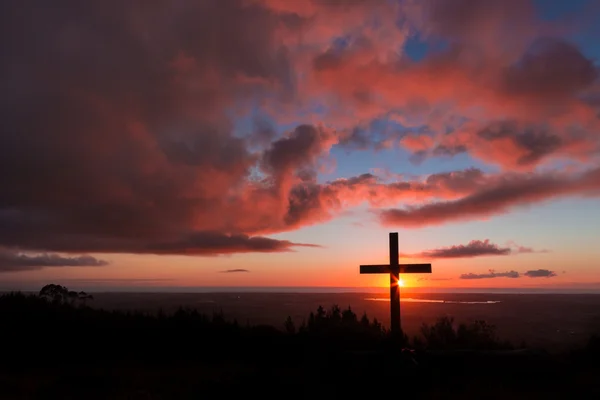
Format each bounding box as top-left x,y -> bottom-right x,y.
364,297 -> 502,304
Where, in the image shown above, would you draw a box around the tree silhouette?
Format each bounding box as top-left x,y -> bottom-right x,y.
39,284 -> 69,304
419,316 -> 511,350
342,306 -> 357,324
78,291 -> 93,306
284,316 -> 296,334
68,291 -> 79,305
38,284 -> 93,307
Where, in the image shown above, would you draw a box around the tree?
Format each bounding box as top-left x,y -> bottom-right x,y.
420,316 -> 456,349
39,284 -> 69,304
342,306 -> 357,324
360,312 -> 370,328
68,291 -> 79,305
284,316 -> 296,334
78,291 -> 93,307
38,285 -> 93,307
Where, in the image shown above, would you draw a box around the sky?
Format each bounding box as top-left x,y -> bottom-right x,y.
1,0 -> 600,292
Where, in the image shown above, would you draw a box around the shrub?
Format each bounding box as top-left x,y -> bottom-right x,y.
419,316 -> 512,350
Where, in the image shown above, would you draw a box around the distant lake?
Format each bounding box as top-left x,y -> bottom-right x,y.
365,297 -> 502,304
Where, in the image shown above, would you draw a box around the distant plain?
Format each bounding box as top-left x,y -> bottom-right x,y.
85,292 -> 600,351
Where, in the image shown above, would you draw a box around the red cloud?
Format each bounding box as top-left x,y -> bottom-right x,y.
0,1 -> 328,255
0,0 -> 598,259
306,3 -> 600,170
379,167 -> 600,227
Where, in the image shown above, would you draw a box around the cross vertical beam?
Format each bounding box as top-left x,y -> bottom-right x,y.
359,232 -> 432,338
389,232 -> 401,335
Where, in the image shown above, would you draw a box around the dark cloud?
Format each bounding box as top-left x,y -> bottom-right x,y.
477,121 -> 563,166
0,250 -> 108,272
337,127 -> 373,150
59,278 -> 173,283
0,1 -> 331,256
432,144 -> 468,157
404,239 -> 546,259
379,167 -> 600,227
524,269 -> 557,278
502,37 -> 599,98
418,0 -> 535,43
146,232 -> 320,255
220,269 -> 250,273
261,124 -> 335,183
407,240 -> 511,259
337,126 -> 403,151
459,268 -> 558,279
248,117 -> 277,149
460,270 -> 520,279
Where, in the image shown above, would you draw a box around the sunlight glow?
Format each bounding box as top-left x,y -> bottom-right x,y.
378,276 -> 406,288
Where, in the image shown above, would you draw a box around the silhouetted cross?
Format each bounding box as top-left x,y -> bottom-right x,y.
359,232 -> 432,337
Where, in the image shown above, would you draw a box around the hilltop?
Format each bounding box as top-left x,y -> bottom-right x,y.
1,286 -> 600,398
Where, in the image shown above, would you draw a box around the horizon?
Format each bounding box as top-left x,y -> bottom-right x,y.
5,285 -> 600,295
1,0 -> 600,291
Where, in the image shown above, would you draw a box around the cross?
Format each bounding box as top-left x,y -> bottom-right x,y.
359,232 -> 432,337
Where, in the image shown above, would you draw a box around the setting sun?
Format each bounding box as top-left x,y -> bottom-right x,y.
376,275 -> 406,288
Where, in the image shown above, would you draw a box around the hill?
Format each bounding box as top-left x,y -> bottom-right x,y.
1,287 -> 600,398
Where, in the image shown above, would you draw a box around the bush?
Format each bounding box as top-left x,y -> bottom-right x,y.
418,316 -> 512,350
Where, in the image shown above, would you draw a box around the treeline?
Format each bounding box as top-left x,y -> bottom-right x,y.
285,303 -> 512,351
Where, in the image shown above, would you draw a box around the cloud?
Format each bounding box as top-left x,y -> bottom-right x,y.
308,2 -> 600,168
220,269 -> 250,273
403,239 -> 548,259
401,117 -> 597,170
57,278 -> 174,284
460,270 -> 520,279
524,269 -> 557,278
379,167 -> 600,227
0,250 -> 108,272
406,239 -> 511,259
459,269 -> 558,279
0,0 -> 315,256
0,0 -> 598,260
506,241 -> 549,254
501,37 -> 598,99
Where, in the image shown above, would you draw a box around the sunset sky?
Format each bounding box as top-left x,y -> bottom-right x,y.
1,0 -> 600,291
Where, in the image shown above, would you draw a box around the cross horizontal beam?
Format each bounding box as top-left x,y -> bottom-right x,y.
359,263 -> 432,274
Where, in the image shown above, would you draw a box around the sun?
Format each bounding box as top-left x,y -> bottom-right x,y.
378,276 -> 406,288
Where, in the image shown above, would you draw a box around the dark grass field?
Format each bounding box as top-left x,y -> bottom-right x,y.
88,292 -> 600,350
